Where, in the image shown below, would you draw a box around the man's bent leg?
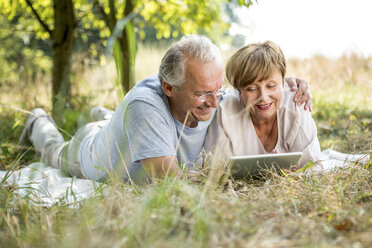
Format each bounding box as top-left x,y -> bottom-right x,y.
22,108 -> 111,179
22,109 -> 70,173
21,108 -> 84,178
59,121 -> 107,178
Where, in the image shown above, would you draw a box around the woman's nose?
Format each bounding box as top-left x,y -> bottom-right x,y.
258,89 -> 270,102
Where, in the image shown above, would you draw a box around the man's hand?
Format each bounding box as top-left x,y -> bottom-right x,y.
140,156 -> 180,182
186,169 -> 207,184
285,76 -> 312,111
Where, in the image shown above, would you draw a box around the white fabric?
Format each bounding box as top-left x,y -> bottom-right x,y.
0,162 -> 104,207
28,113 -> 67,171
0,149 -> 369,207
313,149 -> 370,172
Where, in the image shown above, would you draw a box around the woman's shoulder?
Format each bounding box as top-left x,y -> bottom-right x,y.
281,88 -> 297,109
279,88 -> 320,165
279,87 -> 317,146
280,88 -> 308,117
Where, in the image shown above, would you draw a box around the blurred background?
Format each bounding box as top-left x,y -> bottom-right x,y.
0,0 -> 371,169
232,0 -> 372,58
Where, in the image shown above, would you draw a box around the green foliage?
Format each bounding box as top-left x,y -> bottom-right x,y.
0,0 -> 256,102
0,109 -> 37,170
0,15 -> 51,88
0,0 -> 53,39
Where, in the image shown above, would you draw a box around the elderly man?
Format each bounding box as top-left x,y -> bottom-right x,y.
20,35 -> 311,184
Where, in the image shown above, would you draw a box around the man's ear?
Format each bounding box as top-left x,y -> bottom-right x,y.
162,82 -> 176,97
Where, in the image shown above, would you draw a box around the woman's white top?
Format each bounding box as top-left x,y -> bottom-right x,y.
204,88 -> 321,166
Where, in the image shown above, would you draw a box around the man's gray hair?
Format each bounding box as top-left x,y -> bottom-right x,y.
158,35 -> 221,86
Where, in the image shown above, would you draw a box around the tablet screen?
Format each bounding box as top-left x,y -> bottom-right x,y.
229,152 -> 303,178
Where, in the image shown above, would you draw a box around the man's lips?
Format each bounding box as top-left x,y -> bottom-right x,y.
197,106 -> 212,114
256,103 -> 272,110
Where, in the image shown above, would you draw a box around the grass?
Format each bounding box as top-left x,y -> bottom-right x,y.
1,165 -> 371,247
0,50 -> 371,247
287,53 -> 372,153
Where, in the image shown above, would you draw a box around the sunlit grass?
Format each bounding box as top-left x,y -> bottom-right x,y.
312,84 -> 372,153
1,49 -> 371,247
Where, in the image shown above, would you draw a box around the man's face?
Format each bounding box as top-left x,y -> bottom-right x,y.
166,57 -> 224,128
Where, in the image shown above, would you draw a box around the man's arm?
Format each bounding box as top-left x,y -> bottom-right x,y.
124,99 -> 181,182
285,76 -> 312,111
140,156 -> 180,180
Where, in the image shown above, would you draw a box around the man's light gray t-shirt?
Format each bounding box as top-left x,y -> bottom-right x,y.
79,76 -> 214,183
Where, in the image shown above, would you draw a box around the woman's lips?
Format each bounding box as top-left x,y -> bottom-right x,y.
256,103 -> 272,110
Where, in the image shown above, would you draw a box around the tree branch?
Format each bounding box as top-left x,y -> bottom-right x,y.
108,0 -> 117,30
25,0 -> 53,37
93,0 -> 114,32
123,0 -> 135,16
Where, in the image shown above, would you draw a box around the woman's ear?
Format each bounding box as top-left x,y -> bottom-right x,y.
162,82 -> 176,97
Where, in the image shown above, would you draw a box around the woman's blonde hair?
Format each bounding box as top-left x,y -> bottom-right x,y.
226,41 -> 286,89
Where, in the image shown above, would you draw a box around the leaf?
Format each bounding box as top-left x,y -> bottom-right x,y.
12,120 -> 21,130
333,217 -> 355,231
105,11 -> 136,57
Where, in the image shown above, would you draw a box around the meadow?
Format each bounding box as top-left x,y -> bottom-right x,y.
0,47 -> 371,247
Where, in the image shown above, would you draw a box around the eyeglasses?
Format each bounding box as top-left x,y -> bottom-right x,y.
177,86 -> 226,102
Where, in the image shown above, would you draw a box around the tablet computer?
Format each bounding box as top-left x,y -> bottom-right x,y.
229,152 -> 303,178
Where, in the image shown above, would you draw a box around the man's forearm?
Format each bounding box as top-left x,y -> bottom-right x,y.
140,156 -> 180,180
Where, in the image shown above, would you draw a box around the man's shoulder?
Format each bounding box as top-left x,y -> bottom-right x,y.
121,75 -> 167,106
116,75 -> 172,120
127,75 -> 162,98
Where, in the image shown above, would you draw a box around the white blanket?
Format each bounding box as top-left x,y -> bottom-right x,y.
0,149 -> 369,207
0,162 -> 105,207
312,149 -> 370,172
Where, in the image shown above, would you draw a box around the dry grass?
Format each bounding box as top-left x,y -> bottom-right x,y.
287,53 -> 372,89
1,163 -> 371,247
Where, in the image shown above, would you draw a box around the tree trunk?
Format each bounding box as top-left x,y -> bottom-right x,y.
117,23 -> 136,93
51,0 -> 76,125
118,0 -> 136,93
95,0 -> 136,94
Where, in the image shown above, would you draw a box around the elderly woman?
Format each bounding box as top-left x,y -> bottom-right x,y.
204,41 -> 321,166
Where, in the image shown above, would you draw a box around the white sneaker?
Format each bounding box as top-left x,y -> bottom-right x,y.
18,108 -> 54,146
90,106 -> 113,121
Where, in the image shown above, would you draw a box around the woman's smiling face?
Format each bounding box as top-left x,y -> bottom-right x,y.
239,69 -> 283,122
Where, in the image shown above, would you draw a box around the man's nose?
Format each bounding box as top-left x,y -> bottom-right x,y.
205,94 -> 219,108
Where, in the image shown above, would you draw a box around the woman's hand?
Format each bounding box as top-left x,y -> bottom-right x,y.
271,149 -> 300,174
285,76 -> 313,111
282,164 -> 301,175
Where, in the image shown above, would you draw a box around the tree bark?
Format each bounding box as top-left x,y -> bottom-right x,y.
118,0 -> 136,93
94,0 -> 136,94
51,0 -> 76,125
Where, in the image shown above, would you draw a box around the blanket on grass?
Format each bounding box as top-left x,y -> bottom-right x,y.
0,149 -> 369,207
